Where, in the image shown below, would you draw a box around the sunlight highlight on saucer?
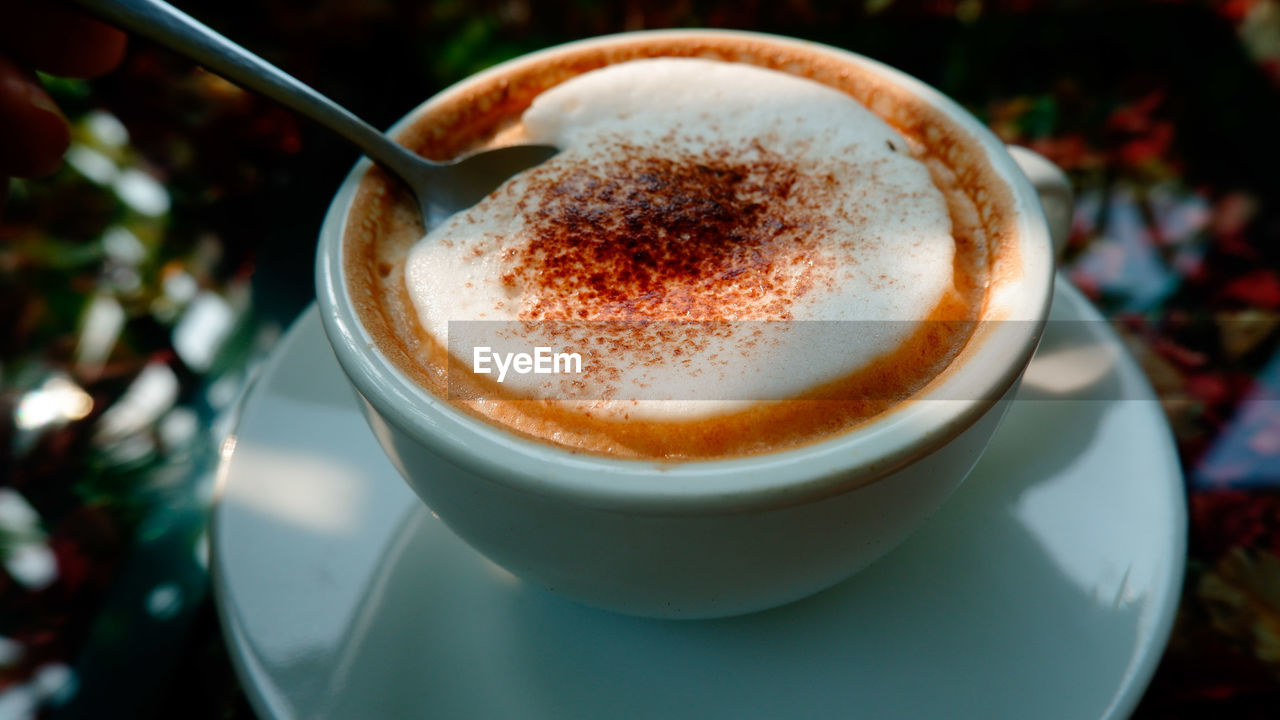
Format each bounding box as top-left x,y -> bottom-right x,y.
223,447 -> 367,534
1020,340 -> 1118,394
478,556 -> 519,586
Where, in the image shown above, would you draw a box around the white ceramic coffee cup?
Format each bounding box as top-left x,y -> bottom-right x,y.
315,30 -> 1069,619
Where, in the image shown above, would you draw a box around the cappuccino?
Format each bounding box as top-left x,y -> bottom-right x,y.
343,35 -> 1017,459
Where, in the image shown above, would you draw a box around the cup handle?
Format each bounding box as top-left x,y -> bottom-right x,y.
1006,146 -> 1073,259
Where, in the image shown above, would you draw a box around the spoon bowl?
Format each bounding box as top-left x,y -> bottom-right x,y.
407,143 -> 559,231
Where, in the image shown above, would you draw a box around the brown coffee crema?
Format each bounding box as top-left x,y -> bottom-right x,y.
342,35 -> 1019,460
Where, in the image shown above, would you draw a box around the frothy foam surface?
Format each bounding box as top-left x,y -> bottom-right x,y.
404,58 -> 960,418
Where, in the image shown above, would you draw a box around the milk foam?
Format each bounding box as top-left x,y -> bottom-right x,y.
404,58 -> 957,417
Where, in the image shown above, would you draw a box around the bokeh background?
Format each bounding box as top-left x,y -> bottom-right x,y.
3,0 -> 1280,717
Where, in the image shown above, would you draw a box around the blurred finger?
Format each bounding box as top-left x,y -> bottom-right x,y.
0,0 -> 127,79
0,54 -> 70,178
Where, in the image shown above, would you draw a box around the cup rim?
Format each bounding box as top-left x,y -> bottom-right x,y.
314,28 -> 1055,514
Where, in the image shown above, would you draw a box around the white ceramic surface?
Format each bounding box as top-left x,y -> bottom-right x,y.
212,278 -> 1187,720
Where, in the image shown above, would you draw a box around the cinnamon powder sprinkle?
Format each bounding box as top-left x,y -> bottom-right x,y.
504,140 -> 834,323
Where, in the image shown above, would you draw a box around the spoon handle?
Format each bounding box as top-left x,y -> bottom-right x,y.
71,0 -> 438,180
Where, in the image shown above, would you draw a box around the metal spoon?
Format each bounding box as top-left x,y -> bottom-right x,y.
71,0 -> 558,231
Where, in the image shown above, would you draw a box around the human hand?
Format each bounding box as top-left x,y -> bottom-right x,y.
0,0 -> 126,211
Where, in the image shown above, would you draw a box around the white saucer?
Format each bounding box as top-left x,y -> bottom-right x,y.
212,278 -> 1186,720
